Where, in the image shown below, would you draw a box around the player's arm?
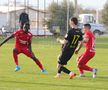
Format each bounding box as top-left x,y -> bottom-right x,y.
75,41 -> 83,54
75,34 -> 89,54
28,41 -> 35,56
28,42 -> 32,52
57,32 -> 69,45
0,34 -> 14,47
57,38 -> 68,48
83,35 -> 89,43
57,38 -> 67,45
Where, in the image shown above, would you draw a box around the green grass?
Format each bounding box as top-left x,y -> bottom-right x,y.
0,36 -> 108,90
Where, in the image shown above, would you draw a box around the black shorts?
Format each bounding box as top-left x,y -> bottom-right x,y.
58,48 -> 75,65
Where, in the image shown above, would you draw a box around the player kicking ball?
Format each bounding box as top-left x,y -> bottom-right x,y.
0,23 -> 46,73
55,17 -> 83,79
75,24 -> 97,78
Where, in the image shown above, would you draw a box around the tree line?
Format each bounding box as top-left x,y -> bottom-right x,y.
45,0 -> 108,34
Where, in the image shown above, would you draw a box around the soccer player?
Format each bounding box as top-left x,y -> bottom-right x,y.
0,23 -> 46,73
75,24 -> 97,78
55,17 -> 83,79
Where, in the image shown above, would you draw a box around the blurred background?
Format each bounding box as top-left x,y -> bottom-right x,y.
0,0 -> 108,37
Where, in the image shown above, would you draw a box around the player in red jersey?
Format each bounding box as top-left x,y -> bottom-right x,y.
0,23 -> 46,73
75,24 -> 97,78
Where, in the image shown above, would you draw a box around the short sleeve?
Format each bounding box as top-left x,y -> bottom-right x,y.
13,30 -> 20,36
64,30 -> 70,41
84,32 -> 90,38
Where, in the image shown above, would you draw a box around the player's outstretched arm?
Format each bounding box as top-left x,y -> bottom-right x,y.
56,38 -> 67,45
0,34 -> 14,47
57,38 -> 68,49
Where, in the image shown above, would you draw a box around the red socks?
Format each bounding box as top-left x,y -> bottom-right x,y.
13,52 -> 18,66
79,65 -> 93,74
35,59 -> 44,70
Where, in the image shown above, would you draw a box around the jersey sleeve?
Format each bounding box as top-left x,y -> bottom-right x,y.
84,32 -> 90,39
64,30 -> 71,41
13,30 -> 20,36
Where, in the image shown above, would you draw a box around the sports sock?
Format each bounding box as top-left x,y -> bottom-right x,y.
13,52 -> 18,65
78,68 -> 84,74
61,66 -> 71,74
58,67 -> 62,74
35,59 -> 44,70
80,65 -> 93,72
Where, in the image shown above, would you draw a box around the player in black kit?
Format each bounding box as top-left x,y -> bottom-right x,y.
19,11 -> 29,29
55,17 -> 83,79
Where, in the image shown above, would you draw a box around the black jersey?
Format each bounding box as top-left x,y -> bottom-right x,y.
64,28 -> 83,49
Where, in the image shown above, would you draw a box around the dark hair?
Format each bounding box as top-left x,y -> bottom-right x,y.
23,22 -> 30,30
84,24 -> 91,29
70,17 -> 78,25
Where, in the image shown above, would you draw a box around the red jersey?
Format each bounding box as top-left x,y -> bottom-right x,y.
13,29 -> 32,48
84,31 -> 96,52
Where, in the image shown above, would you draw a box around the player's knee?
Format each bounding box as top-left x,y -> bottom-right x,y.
77,64 -> 81,68
13,48 -> 18,54
57,64 -> 63,69
78,63 -> 84,69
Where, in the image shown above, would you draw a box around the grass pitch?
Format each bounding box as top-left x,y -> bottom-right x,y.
0,36 -> 108,90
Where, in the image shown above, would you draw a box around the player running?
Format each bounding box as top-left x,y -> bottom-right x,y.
0,23 -> 46,73
75,24 -> 97,78
55,17 -> 83,79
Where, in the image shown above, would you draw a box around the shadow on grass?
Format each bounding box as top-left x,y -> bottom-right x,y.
0,78 -> 107,90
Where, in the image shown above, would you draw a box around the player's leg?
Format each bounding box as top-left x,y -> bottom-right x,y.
78,52 -> 97,77
13,48 -> 20,71
78,53 -> 93,73
55,51 -> 76,79
55,63 -> 76,79
31,56 -> 46,73
84,52 -> 97,78
22,48 -> 46,72
55,64 -> 63,78
78,52 -> 95,71
77,54 -> 85,77
56,54 -> 69,78
57,64 -> 72,75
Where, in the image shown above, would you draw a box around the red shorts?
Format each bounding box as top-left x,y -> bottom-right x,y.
15,46 -> 34,58
77,51 -> 95,65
